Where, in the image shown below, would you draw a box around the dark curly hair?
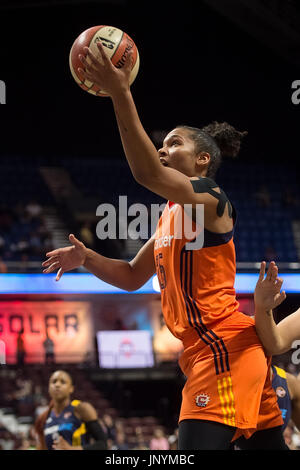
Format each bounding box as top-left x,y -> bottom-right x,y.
176,122 -> 248,179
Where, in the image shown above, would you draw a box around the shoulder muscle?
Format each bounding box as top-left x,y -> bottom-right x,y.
76,401 -> 98,422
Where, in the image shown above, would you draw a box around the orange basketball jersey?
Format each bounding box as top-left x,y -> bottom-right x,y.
153,197 -> 283,437
154,200 -> 239,353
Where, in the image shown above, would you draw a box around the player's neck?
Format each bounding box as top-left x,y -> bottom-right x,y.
53,398 -> 70,415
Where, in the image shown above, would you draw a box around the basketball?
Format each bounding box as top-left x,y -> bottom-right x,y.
69,25 -> 140,97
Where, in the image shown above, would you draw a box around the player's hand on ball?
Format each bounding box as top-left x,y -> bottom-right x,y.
78,41 -> 133,96
42,234 -> 87,281
254,261 -> 286,311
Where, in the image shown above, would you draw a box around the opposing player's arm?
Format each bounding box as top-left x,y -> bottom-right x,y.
254,261 -> 287,355
254,261 -> 300,355
286,373 -> 300,430
256,305 -> 300,356
274,308 -> 300,353
76,402 -> 107,450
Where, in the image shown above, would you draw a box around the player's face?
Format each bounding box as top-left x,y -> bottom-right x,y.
158,128 -> 198,177
49,371 -> 74,401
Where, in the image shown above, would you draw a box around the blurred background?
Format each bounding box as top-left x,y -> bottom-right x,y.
0,0 -> 300,451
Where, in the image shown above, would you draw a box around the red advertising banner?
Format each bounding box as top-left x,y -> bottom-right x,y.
0,301 -> 94,364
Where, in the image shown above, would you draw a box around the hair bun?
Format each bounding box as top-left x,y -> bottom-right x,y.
202,121 -> 248,158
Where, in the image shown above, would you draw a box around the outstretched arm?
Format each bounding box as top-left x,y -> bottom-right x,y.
274,308 -> 300,354
78,43 -> 223,213
42,233 -> 155,291
254,261 -> 286,355
254,261 -> 300,355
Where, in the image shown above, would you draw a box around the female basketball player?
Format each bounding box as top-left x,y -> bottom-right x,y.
235,364 -> 300,449
42,43 -> 287,449
229,260 -> 298,448
272,365 -> 300,432
35,370 -> 107,450
254,260 -> 300,356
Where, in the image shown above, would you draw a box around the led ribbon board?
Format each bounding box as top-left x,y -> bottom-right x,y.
0,273 -> 299,294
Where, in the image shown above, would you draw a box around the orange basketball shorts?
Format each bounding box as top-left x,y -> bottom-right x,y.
178,311 -> 283,440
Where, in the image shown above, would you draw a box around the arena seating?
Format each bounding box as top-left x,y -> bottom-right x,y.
217,160 -> 299,262
0,156 -> 299,266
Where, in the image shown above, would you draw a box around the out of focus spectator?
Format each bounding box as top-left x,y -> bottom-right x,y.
15,377 -> 34,405
254,184 -> 271,208
106,438 -> 114,450
25,199 -> 42,221
29,231 -> 43,256
149,427 -> 170,450
133,426 -> 149,450
0,430 -> 15,450
282,187 -> 299,208
35,396 -> 49,419
19,253 -> 30,271
113,431 -> 129,450
132,434 -> 150,450
16,330 -> 26,366
0,256 -> 7,273
16,427 -> 37,450
102,413 -> 116,441
283,424 -> 298,450
43,332 -> 55,364
168,427 -> 179,450
263,245 -> 278,262
0,203 -> 13,231
80,221 -> 95,248
0,202 -> 53,265
32,385 -> 45,406
0,235 -> 6,255
114,418 -> 125,434
114,317 -> 127,331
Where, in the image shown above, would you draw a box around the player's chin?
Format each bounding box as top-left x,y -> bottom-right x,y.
52,390 -> 64,398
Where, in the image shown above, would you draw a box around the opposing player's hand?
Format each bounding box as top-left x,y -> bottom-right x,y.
254,261 -> 286,311
77,41 -> 133,96
42,234 -> 87,281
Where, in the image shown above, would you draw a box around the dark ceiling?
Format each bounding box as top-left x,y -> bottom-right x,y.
0,0 -> 299,163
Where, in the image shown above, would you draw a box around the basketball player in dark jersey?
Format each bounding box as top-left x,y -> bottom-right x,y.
35,370 -> 107,450
254,260 -> 300,431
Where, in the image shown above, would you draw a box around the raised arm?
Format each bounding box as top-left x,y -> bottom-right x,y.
255,261 -> 300,355
78,43 -> 222,212
42,233 -> 155,291
254,261 -> 287,355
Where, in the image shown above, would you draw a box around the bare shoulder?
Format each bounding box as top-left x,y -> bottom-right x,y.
75,401 -> 98,421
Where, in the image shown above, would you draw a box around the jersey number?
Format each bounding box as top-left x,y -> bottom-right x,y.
156,253 -> 167,290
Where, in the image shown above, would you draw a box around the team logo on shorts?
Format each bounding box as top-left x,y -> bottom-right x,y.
276,386 -> 286,398
195,393 -> 210,408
